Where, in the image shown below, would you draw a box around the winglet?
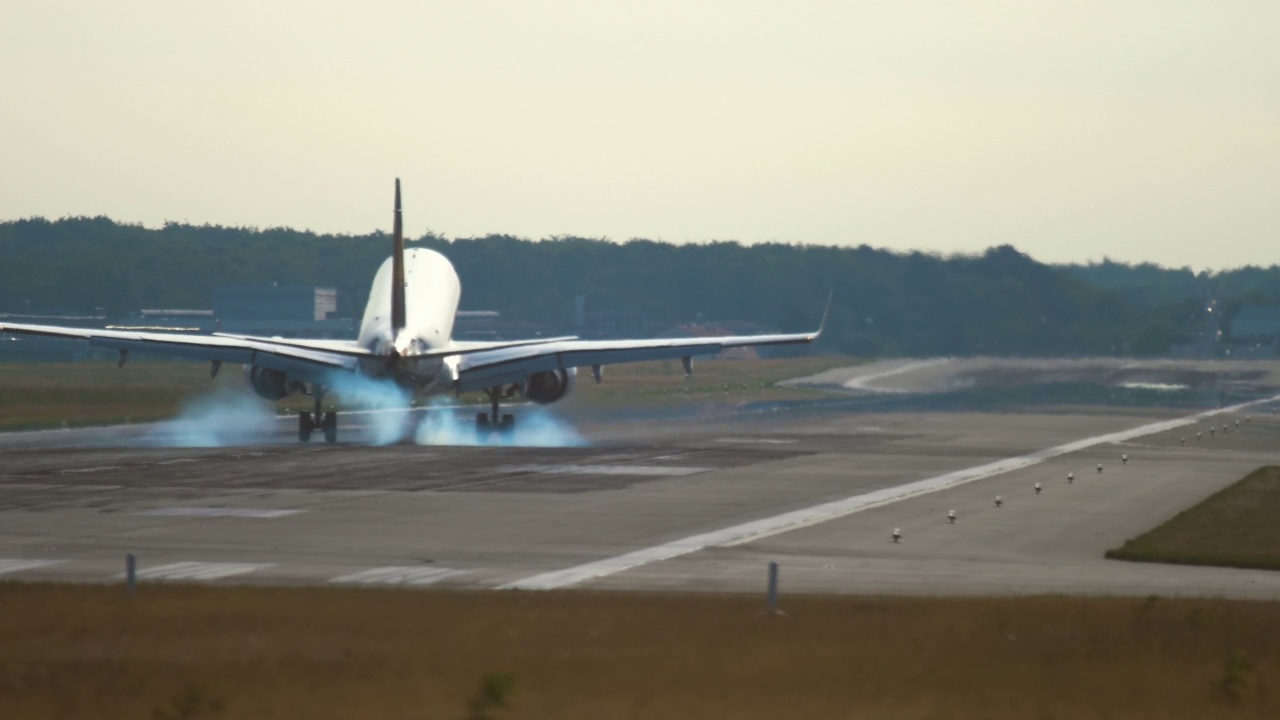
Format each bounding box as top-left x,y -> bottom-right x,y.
390,178 -> 406,335
813,290 -> 833,338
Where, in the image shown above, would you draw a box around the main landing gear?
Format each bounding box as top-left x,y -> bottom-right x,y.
476,385 -> 516,440
299,390 -> 337,444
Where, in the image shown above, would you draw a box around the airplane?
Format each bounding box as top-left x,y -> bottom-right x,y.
0,180 -> 827,443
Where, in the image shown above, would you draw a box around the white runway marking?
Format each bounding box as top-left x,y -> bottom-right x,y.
501,395 -> 1280,590
0,559 -> 66,576
502,464 -> 711,477
138,507 -> 304,518
714,438 -> 798,445
59,466 -> 121,474
329,566 -> 470,586
842,358 -> 951,392
131,562 -> 272,581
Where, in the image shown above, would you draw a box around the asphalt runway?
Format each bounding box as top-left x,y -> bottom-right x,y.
3,395 -> 1280,597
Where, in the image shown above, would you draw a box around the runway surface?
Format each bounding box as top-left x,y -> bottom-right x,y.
3,383 -> 1280,598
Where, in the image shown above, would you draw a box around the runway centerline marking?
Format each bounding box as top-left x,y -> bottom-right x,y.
137,507 -> 305,518
500,396 -> 1280,591
127,562 -> 273,581
0,559 -> 66,576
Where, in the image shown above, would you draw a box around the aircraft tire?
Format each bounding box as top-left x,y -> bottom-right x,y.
499,414 -> 515,433
298,412 -> 314,442
322,411 -> 338,444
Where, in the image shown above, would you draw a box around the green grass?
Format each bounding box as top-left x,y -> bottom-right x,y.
1107,466 -> 1280,571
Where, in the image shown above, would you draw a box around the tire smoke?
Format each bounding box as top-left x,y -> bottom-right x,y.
323,371 -> 413,446
144,386 -> 278,447
414,399 -> 587,448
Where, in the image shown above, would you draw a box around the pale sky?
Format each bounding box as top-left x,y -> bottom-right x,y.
3,2 -> 1277,269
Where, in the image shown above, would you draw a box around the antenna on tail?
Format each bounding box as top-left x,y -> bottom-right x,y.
391,178 -> 406,336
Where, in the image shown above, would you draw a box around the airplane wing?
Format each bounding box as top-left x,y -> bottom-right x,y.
0,321 -> 358,378
452,302 -> 829,394
212,333 -> 581,358
211,334 -> 372,357
0,321 -> 589,378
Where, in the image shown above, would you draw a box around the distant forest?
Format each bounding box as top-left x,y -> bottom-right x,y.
3,216 -> 1279,357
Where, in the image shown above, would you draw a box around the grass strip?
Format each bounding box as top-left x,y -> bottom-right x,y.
2,584 -> 1280,719
1107,466 -> 1280,571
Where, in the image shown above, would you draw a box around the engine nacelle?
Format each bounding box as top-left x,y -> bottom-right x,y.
524,368 -> 575,404
244,365 -> 291,401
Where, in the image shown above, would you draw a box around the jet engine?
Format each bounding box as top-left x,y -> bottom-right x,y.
244,365 -> 291,401
523,368 -> 575,404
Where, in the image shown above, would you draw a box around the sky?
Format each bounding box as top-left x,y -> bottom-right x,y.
2,2 -> 1278,270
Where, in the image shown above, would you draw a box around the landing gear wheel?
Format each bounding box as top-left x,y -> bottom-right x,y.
475,412 -> 492,441
300,387 -> 331,444
499,414 -> 515,434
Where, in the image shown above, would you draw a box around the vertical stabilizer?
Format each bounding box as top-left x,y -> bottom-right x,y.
391,178 -> 406,335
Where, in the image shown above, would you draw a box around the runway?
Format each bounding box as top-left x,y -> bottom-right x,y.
3,389 -> 1280,598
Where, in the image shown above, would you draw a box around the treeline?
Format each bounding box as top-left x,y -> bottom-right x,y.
3,216 -> 1278,356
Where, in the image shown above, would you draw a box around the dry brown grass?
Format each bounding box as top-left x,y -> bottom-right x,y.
3,584 -> 1279,719
1108,466 -> 1280,570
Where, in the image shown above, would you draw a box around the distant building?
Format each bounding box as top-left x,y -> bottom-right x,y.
213,285 -> 337,323
1225,305 -> 1280,358
212,285 -> 354,338
1230,305 -> 1280,341
113,309 -> 216,333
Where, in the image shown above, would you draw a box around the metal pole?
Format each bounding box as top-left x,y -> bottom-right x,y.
766,561 -> 779,614
126,553 -> 136,598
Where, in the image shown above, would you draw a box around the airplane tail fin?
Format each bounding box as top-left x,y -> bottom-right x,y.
391,178 -> 406,336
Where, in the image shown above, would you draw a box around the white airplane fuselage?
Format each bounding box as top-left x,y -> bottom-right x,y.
355,247 -> 461,388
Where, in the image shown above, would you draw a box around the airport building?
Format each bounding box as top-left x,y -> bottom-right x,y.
212,285 -> 354,338
1225,305 -> 1280,358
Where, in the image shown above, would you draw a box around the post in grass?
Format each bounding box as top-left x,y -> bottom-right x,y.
766,561 -> 781,615
126,553 -> 137,598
